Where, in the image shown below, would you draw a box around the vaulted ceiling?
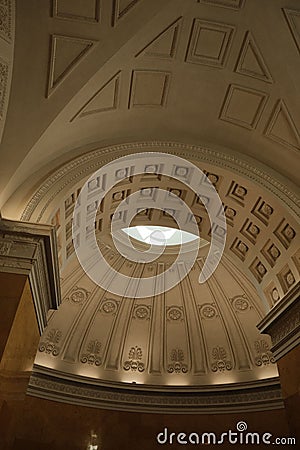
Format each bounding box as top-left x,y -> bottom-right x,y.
0,0 -> 300,215
0,0 -> 299,412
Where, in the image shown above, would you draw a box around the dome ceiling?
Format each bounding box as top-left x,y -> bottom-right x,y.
36,249 -> 278,387
0,0 -> 299,413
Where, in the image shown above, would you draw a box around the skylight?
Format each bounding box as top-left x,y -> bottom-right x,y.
122,225 -> 199,246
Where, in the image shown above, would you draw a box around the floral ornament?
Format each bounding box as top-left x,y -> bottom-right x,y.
200,303 -> 217,319
134,305 -> 151,320
211,346 -> 232,372
65,286 -> 89,304
254,340 -> 275,366
167,306 -> 183,321
233,297 -> 249,312
81,340 -> 102,366
39,329 -> 62,356
123,346 -> 145,372
101,299 -> 119,314
167,348 -> 188,373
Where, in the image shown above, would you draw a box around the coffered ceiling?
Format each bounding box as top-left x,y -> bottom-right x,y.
0,0 -> 299,412
0,0 -> 300,214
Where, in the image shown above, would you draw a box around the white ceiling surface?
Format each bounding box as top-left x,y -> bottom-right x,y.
36,250 -> 278,387
1,0 -> 300,213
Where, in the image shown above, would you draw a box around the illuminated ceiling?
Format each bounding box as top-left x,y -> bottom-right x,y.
0,0 -> 299,412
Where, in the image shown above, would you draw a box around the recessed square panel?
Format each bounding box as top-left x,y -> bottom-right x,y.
261,240 -> 281,268
249,258 -> 267,283
129,70 -> 170,108
220,84 -> 268,129
186,19 -> 235,67
251,197 -> 274,226
274,219 -> 296,249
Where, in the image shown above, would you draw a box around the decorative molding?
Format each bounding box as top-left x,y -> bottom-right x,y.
100,298 -> 119,315
220,84 -> 268,130
39,329 -> 62,356
282,8 -> 300,55
166,306 -> 184,321
226,180 -> 247,206
0,218 -> 61,333
257,281 -> 300,361
19,142 -> 300,224
264,100 -> 300,152
136,17 -> 182,59
235,31 -> 273,83
185,19 -> 235,68
71,71 -> 121,121
251,196 -> 274,226
66,286 -> 90,304
199,303 -> 218,319
28,370 -> 284,413
261,240 -> 281,268
47,34 -> 96,97
133,304 -> 151,320
0,0 -> 12,42
254,340 -> 275,366
123,346 -> 145,372
211,346 -> 232,372
52,0 -> 101,23
167,348 -> 188,373
231,295 -> 250,312
277,265 -> 296,294
274,218 -> 296,250
128,70 -> 171,108
80,340 -> 102,366
112,0 -> 141,27
240,218 -> 260,245
0,59 -> 9,119
198,0 -> 244,10
0,239 -> 12,255
249,257 -> 267,284
230,238 -> 248,262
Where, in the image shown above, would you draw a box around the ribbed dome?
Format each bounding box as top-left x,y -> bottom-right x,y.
36,243 -> 277,387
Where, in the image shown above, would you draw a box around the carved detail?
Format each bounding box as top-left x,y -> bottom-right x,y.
167,306 -> 183,321
200,303 -> 217,319
80,340 -> 102,366
100,299 -> 119,315
254,340 -> 275,366
0,240 -> 12,255
39,329 -> 62,356
211,346 -> 232,372
123,346 -> 145,372
0,59 -> 9,119
133,305 -> 151,320
167,348 -> 188,373
231,296 -> 250,312
0,0 -> 12,42
271,307 -> 300,346
19,142 -> 300,224
66,286 -> 89,304
29,372 -> 284,412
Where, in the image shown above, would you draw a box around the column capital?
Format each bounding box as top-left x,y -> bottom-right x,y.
257,282 -> 300,361
0,218 -> 61,333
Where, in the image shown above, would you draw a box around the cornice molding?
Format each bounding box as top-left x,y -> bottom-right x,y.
0,218 -> 61,333
28,369 -> 284,414
257,281 -> 300,361
20,141 -> 300,222
0,0 -> 15,144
